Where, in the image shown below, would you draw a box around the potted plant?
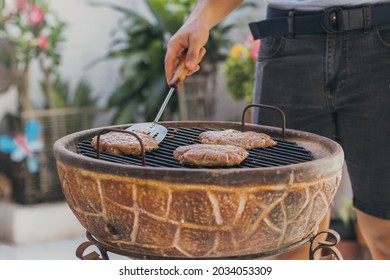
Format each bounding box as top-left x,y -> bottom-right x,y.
93,0 -> 257,123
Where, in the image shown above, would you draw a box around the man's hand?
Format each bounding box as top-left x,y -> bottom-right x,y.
165,22 -> 208,84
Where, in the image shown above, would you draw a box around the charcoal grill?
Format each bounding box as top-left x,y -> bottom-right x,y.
53,105 -> 344,259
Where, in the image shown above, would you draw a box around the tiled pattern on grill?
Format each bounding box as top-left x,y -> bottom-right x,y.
76,127 -> 314,168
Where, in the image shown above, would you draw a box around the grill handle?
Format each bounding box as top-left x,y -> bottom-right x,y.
241,104 -> 286,138
95,129 -> 146,166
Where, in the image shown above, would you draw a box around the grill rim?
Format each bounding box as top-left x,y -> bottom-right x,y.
53,121 -> 344,186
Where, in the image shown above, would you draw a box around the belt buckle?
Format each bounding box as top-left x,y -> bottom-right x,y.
321,7 -> 343,33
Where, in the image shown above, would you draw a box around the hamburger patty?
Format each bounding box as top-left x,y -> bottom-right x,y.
173,144 -> 249,167
199,129 -> 277,150
91,130 -> 158,156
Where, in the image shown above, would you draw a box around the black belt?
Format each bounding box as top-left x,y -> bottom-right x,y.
249,3 -> 390,39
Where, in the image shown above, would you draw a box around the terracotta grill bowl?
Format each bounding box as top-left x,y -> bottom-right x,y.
53,121 -> 344,259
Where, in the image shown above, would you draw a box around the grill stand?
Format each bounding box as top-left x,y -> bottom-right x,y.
76,229 -> 343,260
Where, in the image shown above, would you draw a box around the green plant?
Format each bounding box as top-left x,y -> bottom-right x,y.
223,36 -> 260,103
94,0 -> 256,124
39,75 -> 96,108
338,196 -> 357,228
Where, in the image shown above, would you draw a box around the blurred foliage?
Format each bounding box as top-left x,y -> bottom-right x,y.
223,36 -> 260,103
337,196 -> 357,228
93,0 -> 257,124
39,75 -> 96,108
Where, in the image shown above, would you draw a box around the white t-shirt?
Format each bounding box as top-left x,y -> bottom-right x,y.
265,0 -> 390,10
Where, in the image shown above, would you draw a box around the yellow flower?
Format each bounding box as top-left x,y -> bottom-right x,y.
230,44 -> 249,59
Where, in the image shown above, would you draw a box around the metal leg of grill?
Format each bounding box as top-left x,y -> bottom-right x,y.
76,235 -> 110,260
76,229 -> 343,260
309,229 -> 343,260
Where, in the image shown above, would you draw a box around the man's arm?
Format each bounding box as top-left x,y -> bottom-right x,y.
165,0 -> 244,83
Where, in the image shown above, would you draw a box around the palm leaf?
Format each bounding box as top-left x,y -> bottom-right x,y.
146,0 -> 191,34
72,80 -> 95,107
112,98 -> 142,124
89,2 -> 153,27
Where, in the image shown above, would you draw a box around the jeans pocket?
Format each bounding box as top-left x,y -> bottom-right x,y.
258,36 -> 285,61
373,24 -> 390,49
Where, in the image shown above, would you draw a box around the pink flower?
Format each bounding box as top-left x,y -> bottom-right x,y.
38,34 -> 48,50
249,39 -> 260,61
28,5 -> 45,26
13,134 -> 33,156
246,36 -> 261,61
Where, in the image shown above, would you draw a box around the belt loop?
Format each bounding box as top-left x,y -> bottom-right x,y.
363,5 -> 372,33
288,10 -> 295,38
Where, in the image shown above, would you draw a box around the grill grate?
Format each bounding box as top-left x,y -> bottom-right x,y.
76,127 -> 314,168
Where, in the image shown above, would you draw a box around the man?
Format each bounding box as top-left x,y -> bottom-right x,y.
165,0 -> 390,259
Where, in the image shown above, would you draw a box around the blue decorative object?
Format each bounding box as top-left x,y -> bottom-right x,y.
0,119 -> 44,173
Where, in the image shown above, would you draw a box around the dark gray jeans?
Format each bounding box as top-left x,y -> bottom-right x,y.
253,22 -> 390,219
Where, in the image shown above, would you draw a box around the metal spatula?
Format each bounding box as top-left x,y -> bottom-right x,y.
126,51 -> 188,143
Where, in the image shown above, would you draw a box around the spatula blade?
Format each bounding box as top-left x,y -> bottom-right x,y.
126,122 -> 168,144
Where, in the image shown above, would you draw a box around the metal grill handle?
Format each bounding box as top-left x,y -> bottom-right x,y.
95,128 -> 146,166
241,104 -> 286,138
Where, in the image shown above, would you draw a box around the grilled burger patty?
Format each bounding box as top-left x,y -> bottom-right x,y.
91,130 -> 158,156
173,144 -> 249,167
199,129 -> 277,150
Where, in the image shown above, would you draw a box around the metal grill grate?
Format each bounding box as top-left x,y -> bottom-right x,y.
76,127 -> 314,168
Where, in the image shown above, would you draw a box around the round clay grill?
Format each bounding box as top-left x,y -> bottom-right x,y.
53,120 -> 344,259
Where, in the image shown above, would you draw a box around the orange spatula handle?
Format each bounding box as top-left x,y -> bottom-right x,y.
169,50 -> 189,89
